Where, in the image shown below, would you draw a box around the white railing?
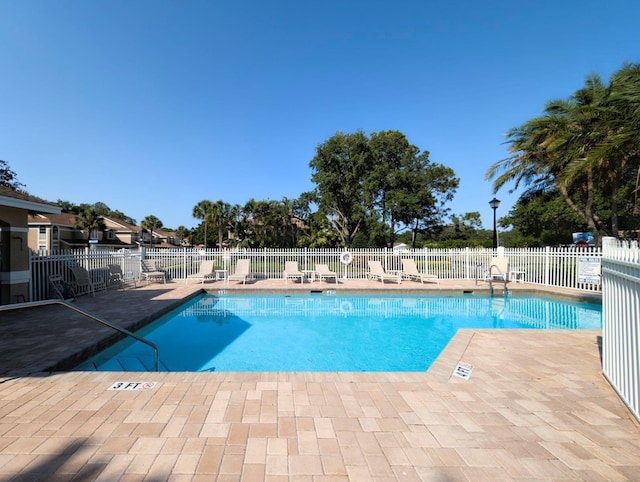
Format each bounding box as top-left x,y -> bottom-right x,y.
29,245 -> 603,301
601,237 -> 640,422
29,248 -> 141,301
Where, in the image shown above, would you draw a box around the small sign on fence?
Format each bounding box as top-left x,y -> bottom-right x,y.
577,257 -> 601,285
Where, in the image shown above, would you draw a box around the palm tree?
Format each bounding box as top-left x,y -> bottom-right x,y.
74,208 -> 106,244
487,95 -> 604,241
141,215 -> 163,248
488,63 -> 640,242
209,200 -> 233,248
192,200 -> 214,248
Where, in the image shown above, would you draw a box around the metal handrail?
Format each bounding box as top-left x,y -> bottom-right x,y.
487,263 -> 508,296
475,263 -> 508,296
0,299 -> 160,371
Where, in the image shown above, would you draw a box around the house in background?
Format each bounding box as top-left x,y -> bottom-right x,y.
392,242 -> 410,253
101,216 -> 142,248
0,186 -> 61,305
28,213 -> 183,251
149,227 -> 182,248
27,213 -> 86,251
28,214 -> 142,251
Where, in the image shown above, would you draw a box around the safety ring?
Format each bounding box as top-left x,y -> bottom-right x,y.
340,251 -> 353,265
340,301 -> 353,314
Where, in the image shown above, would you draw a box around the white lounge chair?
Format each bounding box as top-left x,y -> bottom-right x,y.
284,261 -> 304,284
187,260 -> 216,284
141,259 -> 167,284
227,259 -> 251,284
401,259 -> 438,284
315,264 -> 338,283
367,260 -> 401,284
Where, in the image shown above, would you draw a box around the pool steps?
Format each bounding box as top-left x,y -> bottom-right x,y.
74,355 -> 164,372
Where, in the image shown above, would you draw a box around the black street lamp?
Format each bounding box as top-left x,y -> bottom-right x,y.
489,197 -> 501,250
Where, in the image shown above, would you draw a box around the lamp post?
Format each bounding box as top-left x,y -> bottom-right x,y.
489,197 -> 501,250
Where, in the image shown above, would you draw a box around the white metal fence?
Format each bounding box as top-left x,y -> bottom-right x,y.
601,238 -> 640,422
30,248 -> 142,301
29,246 -> 603,301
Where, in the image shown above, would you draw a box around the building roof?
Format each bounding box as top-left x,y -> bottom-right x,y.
0,186 -> 61,214
101,216 -> 140,232
28,212 -> 76,226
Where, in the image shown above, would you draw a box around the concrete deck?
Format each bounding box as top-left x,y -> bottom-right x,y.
1,279 -> 638,480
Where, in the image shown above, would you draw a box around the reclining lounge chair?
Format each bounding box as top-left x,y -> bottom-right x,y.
367,260 -> 401,284
315,264 -> 338,283
187,260 -> 216,284
401,259 -> 438,284
227,259 -> 251,284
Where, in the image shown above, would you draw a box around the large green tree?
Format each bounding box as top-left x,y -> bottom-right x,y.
310,130 -> 458,248
309,130 -> 372,248
367,131 -> 459,248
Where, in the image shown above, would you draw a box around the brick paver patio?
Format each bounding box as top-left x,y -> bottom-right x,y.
1,279 -> 638,480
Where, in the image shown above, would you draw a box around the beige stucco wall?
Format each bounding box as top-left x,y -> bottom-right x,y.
0,206 -> 30,304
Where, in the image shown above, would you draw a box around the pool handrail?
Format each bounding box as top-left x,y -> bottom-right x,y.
0,299 -> 160,372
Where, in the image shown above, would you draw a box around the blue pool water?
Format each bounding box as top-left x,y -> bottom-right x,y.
76,293 -> 601,372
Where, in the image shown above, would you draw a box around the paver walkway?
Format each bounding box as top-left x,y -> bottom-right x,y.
1,280 -> 638,480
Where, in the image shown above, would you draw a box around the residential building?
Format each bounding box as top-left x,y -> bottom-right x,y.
0,186 -> 61,304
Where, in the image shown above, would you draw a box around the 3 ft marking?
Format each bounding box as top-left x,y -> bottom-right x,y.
108,381 -> 156,391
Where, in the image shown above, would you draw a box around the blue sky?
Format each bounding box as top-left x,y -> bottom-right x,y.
2,1 -> 639,232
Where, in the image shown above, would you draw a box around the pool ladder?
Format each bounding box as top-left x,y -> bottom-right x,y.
476,263 -> 509,297
488,263 -> 509,297
0,300 -> 160,371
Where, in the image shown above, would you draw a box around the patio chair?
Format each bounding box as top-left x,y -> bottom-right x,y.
367,260 -> 401,284
315,264 -> 338,283
227,259 -> 251,284
71,266 -> 107,296
283,261 -> 304,284
108,264 -> 124,289
141,259 -> 167,284
401,259 -> 438,284
48,274 -> 76,300
187,260 -> 216,284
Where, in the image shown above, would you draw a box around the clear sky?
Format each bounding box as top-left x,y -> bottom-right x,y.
2,0 -> 639,232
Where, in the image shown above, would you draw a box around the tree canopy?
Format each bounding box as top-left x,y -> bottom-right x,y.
0,160 -> 25,190
487,62 -> 640,244
310,130 -> 458,248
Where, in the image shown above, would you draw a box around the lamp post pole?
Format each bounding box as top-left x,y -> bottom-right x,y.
489,197 -> 501,250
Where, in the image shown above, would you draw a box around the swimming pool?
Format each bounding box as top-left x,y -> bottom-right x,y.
75,293 -> 601,372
